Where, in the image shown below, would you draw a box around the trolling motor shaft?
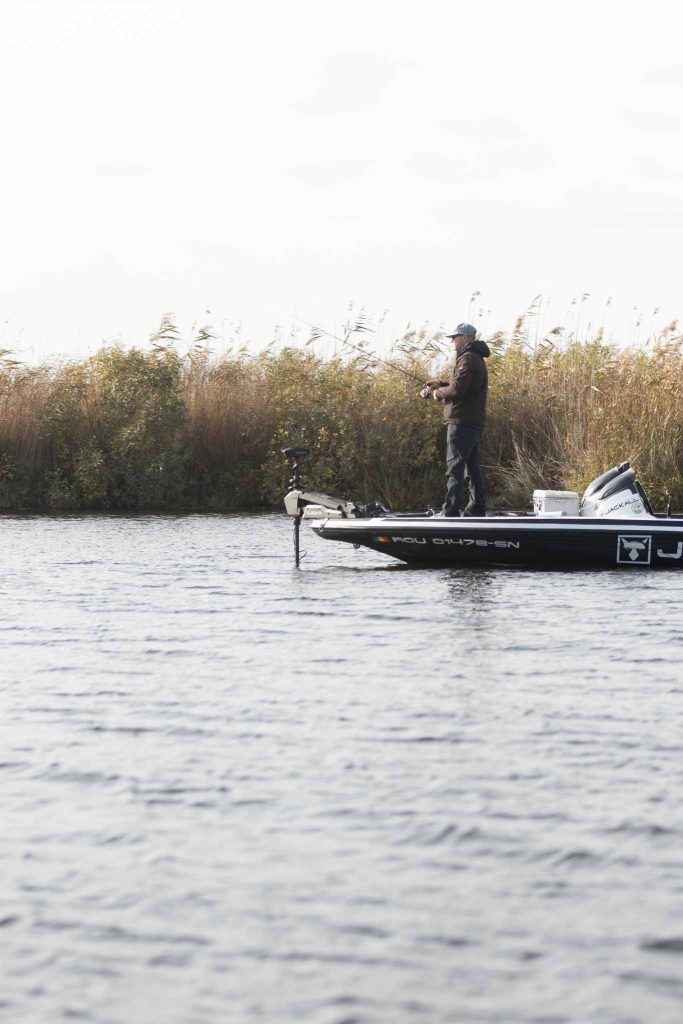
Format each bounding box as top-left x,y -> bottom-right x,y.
283,447 -> 310,566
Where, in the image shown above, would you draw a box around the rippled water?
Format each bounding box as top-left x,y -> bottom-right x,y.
2,512 -> 683,1024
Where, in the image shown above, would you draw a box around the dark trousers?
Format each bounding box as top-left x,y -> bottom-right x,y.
442,423 -> 486,517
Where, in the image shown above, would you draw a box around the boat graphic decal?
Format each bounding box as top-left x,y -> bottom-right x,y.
656,541 -> 683,560
617,535 -> 652,564
372,535 -> 520,549
433,537 -> 520,549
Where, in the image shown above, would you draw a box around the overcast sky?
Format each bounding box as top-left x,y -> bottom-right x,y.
1,0 -> 682,360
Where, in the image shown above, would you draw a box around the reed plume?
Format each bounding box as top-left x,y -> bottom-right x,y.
1,318 -> 682,511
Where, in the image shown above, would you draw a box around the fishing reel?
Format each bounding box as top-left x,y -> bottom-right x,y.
420,386 -> 433,399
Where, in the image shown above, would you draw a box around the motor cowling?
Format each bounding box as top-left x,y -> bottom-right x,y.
580,463 -> 654,519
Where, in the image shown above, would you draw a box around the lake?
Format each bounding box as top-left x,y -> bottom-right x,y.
2,512 -> 683,1023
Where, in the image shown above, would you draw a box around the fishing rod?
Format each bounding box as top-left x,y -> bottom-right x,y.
291,314 -> 427,385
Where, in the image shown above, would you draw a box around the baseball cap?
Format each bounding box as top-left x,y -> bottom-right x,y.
445,322 -> 477,338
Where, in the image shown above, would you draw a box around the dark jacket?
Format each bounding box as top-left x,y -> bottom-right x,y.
434,339 -> 490,427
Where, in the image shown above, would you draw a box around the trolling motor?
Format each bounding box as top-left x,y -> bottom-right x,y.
283,447 -> 389,565
283,446 -> 310,567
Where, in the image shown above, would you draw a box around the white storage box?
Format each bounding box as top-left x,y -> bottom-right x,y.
533,489 -> 580,516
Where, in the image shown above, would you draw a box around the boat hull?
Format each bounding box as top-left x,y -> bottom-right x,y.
312,515 -> 683,568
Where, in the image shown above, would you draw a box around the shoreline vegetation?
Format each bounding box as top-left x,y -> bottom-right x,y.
1,313 -> 682,513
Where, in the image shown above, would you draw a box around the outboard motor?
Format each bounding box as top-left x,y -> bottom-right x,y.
581,461 -> 654,519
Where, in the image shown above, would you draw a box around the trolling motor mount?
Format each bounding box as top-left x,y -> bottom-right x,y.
283,448 -> 366,521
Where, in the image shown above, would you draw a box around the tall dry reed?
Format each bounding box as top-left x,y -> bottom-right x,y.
1,324 -> 682,511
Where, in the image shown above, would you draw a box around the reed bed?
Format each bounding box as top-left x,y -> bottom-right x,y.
1,325 -> 682,512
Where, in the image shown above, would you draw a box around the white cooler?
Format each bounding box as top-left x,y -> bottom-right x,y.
533,489 -> 580,516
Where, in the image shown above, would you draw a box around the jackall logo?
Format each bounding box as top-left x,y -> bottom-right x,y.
617,534 -> 651,564
656,541 -> 683,560
606,497 -> 643,516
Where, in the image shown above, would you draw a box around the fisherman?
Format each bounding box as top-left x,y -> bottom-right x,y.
424,323 -> 491,517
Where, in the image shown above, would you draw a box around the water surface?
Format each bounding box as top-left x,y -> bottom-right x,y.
2,513 -> 683,1023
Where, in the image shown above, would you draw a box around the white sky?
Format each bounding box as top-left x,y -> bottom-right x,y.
1,0 -> 682,360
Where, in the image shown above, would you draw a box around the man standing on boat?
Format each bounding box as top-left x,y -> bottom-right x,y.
424,323 -> 490,517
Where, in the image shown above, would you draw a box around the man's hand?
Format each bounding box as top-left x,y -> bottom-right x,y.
421,379 -> 446,400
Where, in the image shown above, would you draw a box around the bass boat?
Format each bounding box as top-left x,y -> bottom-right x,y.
283,447 -> 683,569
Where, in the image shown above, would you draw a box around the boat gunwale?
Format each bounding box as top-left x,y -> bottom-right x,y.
313,515 -> 683,534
